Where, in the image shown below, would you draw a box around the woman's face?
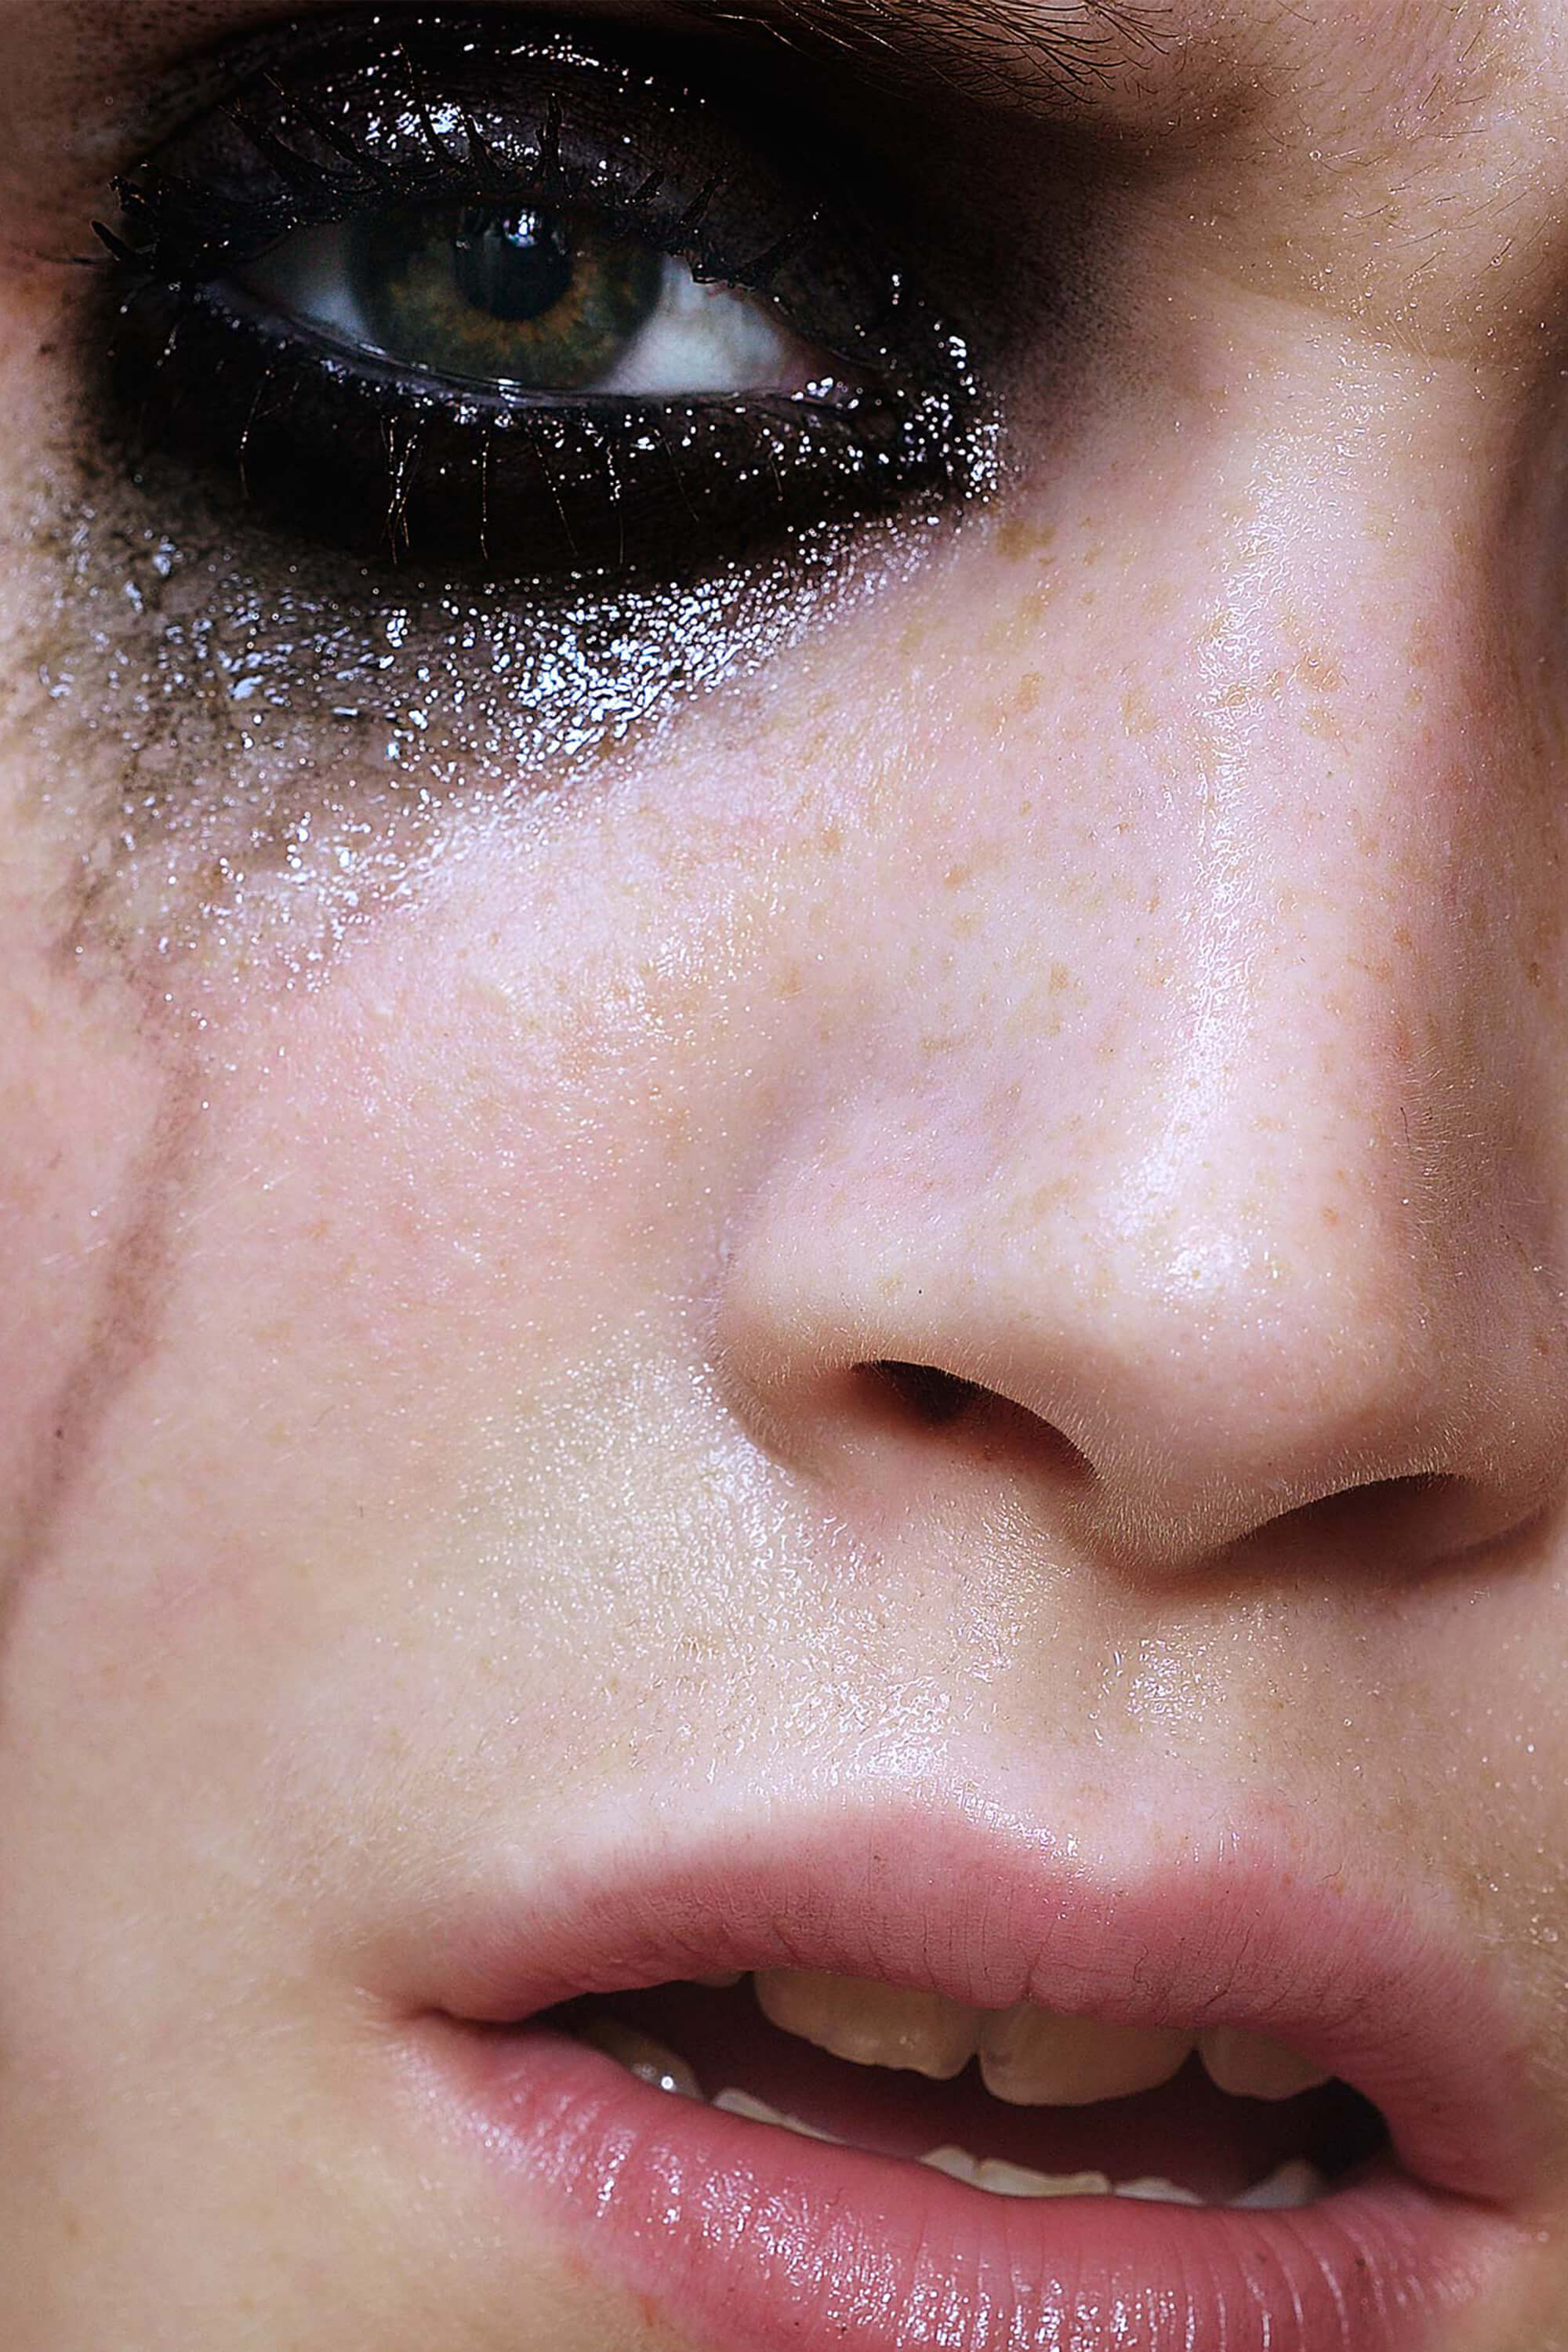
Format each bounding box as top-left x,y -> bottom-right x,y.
2,1 -> 1566,2346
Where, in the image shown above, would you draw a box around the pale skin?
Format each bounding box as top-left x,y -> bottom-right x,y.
1,0 -> 1566,2345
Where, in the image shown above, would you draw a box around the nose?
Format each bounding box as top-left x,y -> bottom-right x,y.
713,376 -> 1568,1580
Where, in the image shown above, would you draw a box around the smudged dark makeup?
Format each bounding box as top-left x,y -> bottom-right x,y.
102,12 -> 994,579
1,9 -> 1000,989
19,451 -> 922,982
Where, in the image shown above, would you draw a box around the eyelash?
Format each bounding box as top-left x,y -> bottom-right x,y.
97,13 -> 998,586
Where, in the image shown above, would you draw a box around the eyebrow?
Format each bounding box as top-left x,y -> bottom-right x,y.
671,0 -> 1177,109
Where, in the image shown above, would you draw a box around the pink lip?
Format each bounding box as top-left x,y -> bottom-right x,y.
392,1791 -> 1547,2352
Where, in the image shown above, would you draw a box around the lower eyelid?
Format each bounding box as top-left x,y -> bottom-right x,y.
104,269 -> 982,583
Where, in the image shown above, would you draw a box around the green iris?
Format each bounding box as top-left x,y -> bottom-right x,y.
347,203 -> 665,390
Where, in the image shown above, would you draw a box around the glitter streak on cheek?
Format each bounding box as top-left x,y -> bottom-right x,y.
3,434 -> 916,992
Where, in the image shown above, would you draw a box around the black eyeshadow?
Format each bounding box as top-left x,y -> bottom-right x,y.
97,10 -> 999,585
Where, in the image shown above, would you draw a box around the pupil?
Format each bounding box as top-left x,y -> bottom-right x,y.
452,208 -> 574,323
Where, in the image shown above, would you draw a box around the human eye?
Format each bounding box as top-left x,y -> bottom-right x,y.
99,13 -> 996,584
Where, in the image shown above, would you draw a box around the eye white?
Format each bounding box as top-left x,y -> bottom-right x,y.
241,220 -> 829,397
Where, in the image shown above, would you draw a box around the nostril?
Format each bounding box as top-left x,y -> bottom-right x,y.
864,1363 -> 1094,1483
869,1360 -> 981,1427
1276,1471 -> 1456,1544
1215,1469 -> 1479,1577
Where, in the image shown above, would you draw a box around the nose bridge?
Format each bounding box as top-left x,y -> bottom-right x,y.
993,416 -> 1545,1514
1095,442 -> 1460,1363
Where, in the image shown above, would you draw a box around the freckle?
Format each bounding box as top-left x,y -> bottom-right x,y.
1014,670 -> 1044,716
945,862 -> 972,889
1528,960 -> 1543,988
1048,961 -> 1071,996
1321,1204 -> 1341,1229
1120,687 -> 1156,739
997,517 -> 1054,563
818,824 -> 843,855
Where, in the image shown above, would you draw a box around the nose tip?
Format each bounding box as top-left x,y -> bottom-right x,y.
713,1077 -> 1568,1582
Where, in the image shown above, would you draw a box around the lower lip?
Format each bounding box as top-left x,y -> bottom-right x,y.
406,2023 -> 1515,2352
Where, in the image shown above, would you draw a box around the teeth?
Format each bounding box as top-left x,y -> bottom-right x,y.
754,1970 -> 978,2079
978,2007 -> 1193,2106
922,2154 -> 1327,2210
1231,2158 -> 1327,2209
920,2147 -> 1112,2198
1198,2030 -> 1331,2102
713,2087 -> 840,2142
579,2019 -> 702,2100
582,2005 -> 1332,2216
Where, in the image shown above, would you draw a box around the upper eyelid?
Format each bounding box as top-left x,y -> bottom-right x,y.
0,0 -> 1091,279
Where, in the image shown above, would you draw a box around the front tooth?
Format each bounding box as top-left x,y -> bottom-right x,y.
1115,2177 -> 1204,2205
977,2160 -> 1112,2198
920,2148 -> 1112,2197
978,2007 -> 1193,2105
580,2019 -> 701,2099
754,1971 -> 978,2079
1232,2158 -> 1327,2209
713,2087 -> 840,2142
1199,2030 -> 1331,2102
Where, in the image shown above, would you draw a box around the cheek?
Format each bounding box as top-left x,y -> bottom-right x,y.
0,720 -> 1029,1927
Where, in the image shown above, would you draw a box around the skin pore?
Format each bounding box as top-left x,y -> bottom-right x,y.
0,0 -> 1566,2346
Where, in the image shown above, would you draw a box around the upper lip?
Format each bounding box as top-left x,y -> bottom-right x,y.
409,1781 -> 1551,2210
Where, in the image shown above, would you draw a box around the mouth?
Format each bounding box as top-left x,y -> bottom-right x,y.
395,1796 -> 1544,2352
